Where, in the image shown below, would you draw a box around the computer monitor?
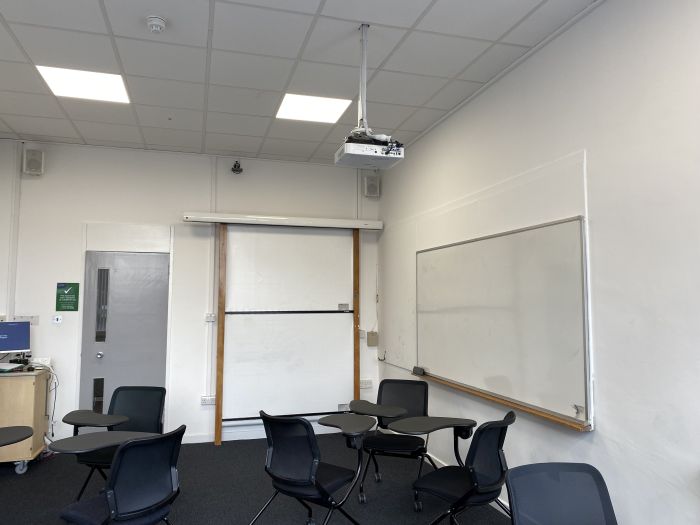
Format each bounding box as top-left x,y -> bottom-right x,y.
0,321 -> 30,354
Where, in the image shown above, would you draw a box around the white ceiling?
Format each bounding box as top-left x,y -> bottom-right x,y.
0,0 -> 597,163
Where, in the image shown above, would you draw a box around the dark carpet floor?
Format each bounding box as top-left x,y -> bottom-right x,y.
0,434 -> 509,525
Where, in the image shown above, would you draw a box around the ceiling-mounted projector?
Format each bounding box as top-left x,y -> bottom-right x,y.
335,24 -> 404,170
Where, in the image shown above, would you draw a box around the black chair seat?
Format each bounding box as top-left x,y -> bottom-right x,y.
363,431 -> 425,453
414,465 -> 500,505
60,494 -> 171,525
273,462 -> 355,501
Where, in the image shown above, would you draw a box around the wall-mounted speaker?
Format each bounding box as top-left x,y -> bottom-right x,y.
22,148 -> 44,176
363,174 -> 380,198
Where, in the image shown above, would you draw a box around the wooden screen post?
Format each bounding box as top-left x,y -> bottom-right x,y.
353,229 -> 360,400
214,223 -> 227,446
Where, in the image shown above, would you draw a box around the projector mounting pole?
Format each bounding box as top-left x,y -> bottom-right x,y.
358,23 -> 369,133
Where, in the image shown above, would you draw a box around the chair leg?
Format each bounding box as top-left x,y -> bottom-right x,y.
371,452 -> 380,480
428,511 -> 451,525
296,498 -> 313,520
426,454 -> 438,470
357,452 -> 373,501
76,467 -> 96,501
495,499 -> 511,515
96,468 -> 107,480
321,508 -> 335,525
337,507 -> 360,525
249,491 -> 279,525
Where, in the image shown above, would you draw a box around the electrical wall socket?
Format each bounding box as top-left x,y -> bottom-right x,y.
32,357 -> 51,367
359,379 -> 372,389
338,403 -> 350,412
200,395 -> 216,406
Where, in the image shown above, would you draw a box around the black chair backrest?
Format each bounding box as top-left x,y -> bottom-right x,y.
465,411 -> 516,493
105,424 -> 186,521
260,411 -> 320,485
506,463 -> 618,525
376,379 -> 428,429
109,386 -> 166,433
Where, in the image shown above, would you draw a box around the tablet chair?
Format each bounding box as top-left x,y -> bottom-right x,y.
75,386 -> 166,500
250,411 -> 363,525
413,411 -> 516,524
506,463 -> 618,525
60,424 -> 185,525
358,379 -> 433,504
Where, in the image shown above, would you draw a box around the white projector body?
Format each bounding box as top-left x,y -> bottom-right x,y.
334,142 -> 404,169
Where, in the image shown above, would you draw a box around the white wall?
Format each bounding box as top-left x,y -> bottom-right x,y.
0,141 -> 380,443
379,1 -> 700,523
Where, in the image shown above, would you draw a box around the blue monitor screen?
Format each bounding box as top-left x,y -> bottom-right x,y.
0,322 -> 30,353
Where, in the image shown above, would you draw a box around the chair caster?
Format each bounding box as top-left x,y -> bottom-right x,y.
413,500 -> 423,512
306,519 -> 315,525
358,492 -> 367,504
374,472 -> 382,482
14,461 -> 28,475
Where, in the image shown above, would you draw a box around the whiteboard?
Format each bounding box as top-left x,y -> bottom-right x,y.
416,217 -> 590,425
224,224 -> 354,418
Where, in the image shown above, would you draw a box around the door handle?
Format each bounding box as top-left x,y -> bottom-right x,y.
96,352 -> 104,359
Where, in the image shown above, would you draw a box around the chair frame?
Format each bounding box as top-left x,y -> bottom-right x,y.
358,379 -> 435,504
418,411 -> 516,525
75,386 -> 166,501
250,412 -> 365,525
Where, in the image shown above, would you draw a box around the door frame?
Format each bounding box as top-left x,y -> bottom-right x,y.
74,223 -> 173,426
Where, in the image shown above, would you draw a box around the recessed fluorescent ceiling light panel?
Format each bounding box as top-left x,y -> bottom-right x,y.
276,93 -> 351,123
36,66 -> 129,103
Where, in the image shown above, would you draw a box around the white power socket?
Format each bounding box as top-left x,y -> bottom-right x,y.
359,379 -> 373,389
200,395 -> 216,406
32,357 -> 52,367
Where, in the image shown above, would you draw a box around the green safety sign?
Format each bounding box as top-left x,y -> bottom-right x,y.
56,283 -> 79,311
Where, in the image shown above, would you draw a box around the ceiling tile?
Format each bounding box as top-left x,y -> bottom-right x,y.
460,43 -> 528,83
503,0 -> 595,46
0,24 -> 24,62
368,71 -> 447,106
60,99 -> 136,125
205,132 -> 263,153
0,61 -> 50,93
104,0 -> 210,47
11,25 -> 119,72
213,3 -> 313,59
206,112 -> 270,136
0,131 -> 18,138
0,0 -> 108,32
135,105 -> 203,131
424,79 -> 483,110
231,0 -> 321,14
142,127 -> 202,148
312,142 -> 340,160
210,50 -> 294,90
418,0 -> 540,40
116,38 -> 207,82
322,0 -> 433,28
258,152 -> 310,162
85,139 -> 144,148
339,102 -> 416,131
267,120 -> 333,142
1,115 -> 79,138
18,134 -> 81,143
288,61 -> 364,99
398,107 -> 446,132
260,137 -> 317,157
324,124 -> 352,144
0,91 -> 63,118
393,129 -> 421,144
0,118 -> 11,131
148,143 -> 201,153
303,18 -> 405,68
384,31 -> 490,78
74,121 -> 142,142
207,85 -> 281,116
127,77 -> 205,110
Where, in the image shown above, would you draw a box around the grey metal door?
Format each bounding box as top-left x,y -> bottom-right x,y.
80,251 -> 169,412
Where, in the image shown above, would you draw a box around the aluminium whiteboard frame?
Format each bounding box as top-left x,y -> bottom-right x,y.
415,216 -> 593,431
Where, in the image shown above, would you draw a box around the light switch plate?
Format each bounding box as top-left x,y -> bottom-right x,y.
367,331 -> 378,347
200,395 -> 216,406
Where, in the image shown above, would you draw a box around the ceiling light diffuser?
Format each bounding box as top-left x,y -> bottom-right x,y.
276,93 -> 351,124
36,66 -> 130,103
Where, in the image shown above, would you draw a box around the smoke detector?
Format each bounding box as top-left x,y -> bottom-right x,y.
146,16 -> 166,34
